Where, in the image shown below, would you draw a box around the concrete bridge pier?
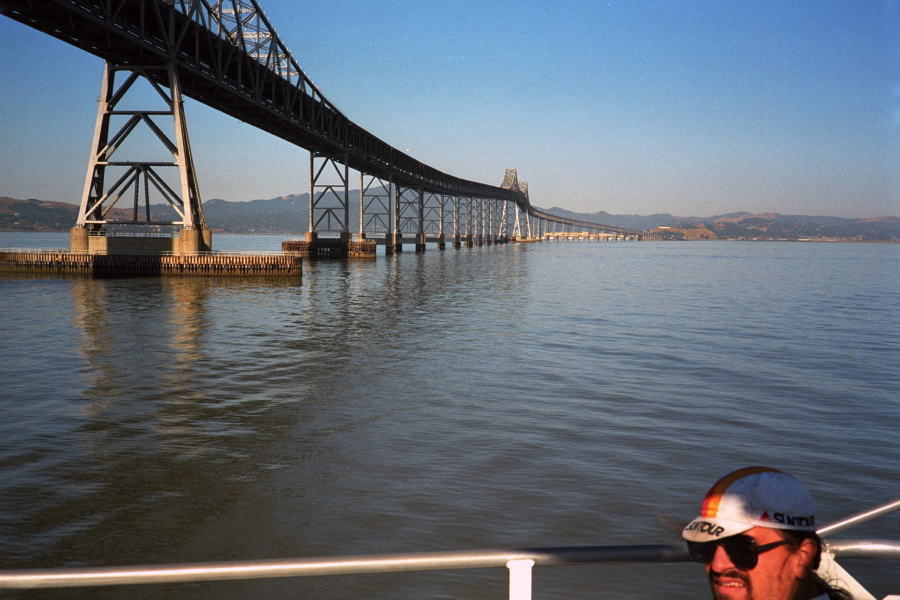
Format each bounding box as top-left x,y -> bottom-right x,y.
385,233 -> 403,254
70,227 -> 89,253
382,233 -> 395,255
178,228 -> 212,253
415,233 -> 426,252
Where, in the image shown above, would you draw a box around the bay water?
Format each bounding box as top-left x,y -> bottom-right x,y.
1,233 -> 898,599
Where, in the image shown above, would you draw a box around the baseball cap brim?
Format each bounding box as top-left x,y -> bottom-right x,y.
682,517 -> 754,542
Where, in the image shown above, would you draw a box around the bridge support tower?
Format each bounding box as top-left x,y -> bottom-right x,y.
296,152 -> 374,257
72,61 -> 210,254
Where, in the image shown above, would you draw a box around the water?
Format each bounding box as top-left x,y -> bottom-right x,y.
1,233 -> 898,600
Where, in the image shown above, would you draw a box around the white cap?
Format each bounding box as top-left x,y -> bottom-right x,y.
683,467 -> 816,542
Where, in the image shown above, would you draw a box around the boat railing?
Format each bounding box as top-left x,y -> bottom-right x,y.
1,540 -> 898,598
1,500 -> 898,599
0,544 -> 688,592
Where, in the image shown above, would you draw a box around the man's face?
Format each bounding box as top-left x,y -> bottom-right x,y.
705,527 -> 807,600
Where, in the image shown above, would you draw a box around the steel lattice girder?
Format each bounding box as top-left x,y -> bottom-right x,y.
360,174 -> 391,235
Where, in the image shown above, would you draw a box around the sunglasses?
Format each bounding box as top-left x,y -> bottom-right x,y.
686,535 -> 789,570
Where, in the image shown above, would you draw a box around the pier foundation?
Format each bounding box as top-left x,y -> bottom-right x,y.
282,235 -> 376,258
69,228 -> 212,254
0,250 -> 301,277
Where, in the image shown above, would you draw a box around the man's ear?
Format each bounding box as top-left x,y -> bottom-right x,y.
790,537 -> 819,578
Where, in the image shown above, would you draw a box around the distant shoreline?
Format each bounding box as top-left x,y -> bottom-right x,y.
2,196 -> 898,242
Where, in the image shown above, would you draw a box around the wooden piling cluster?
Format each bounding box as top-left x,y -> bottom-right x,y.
0,251 -> 302,277
282,239 -> 376,258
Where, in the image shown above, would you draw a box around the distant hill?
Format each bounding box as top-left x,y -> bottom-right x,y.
2,195 -> 898,241
0,197 -> 135,231
0,195 -> 308,235
700,213 -> 900,241
542,207 -> 900,242
201,195 -> 308,234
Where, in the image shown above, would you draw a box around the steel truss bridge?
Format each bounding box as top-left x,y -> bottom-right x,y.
1,0 -> 647,251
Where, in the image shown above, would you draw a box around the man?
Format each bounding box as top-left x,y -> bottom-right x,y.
683,466 -> 851,600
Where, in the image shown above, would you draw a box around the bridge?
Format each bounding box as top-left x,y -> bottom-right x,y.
0,0 -> 648,257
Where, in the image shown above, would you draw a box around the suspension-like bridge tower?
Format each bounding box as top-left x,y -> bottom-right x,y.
1,0 -> 645,260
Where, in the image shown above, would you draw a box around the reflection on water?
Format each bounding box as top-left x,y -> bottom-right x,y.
8,277 -> 309,574
0,240 -> 898,600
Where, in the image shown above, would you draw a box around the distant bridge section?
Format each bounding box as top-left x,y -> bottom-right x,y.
500,169 -> 641,237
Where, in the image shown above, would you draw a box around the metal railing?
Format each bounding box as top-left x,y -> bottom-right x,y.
0,248 -> 292,257
1,500 -> 897,598
0,545 -> 688,591
87,231 -> 180,238
0,248 -> 68,253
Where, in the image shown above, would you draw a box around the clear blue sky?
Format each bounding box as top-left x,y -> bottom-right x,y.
1,0 -> 898,218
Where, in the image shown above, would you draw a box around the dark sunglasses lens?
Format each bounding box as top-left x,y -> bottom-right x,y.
722,536 -> 758,569
686,536 -> 758,569
687,541 -> 717,564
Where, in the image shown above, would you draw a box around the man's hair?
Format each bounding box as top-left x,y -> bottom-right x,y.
779,530 -> 852,600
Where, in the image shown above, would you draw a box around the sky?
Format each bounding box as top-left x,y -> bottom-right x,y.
1,0 -> 899,218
